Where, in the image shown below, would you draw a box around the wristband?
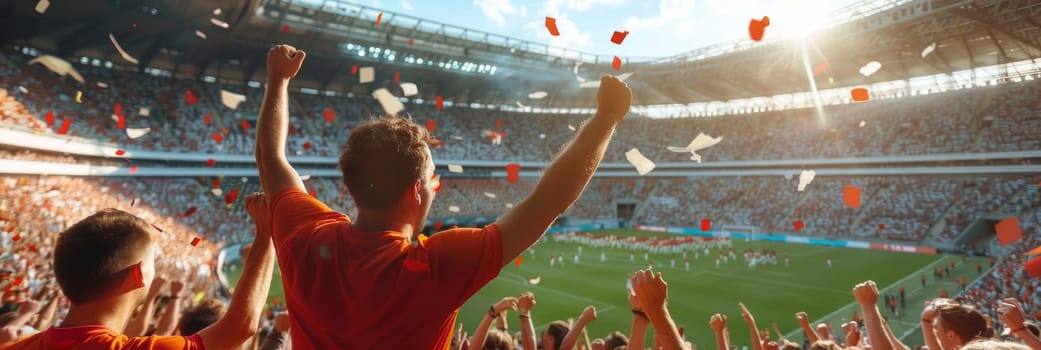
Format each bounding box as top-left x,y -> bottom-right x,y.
488,305 -> 498,317
922,319 -> 932,324
519,314 -> 530,319
632,309 -> 648,319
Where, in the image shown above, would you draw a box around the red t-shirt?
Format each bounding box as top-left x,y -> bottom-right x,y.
1,326 -> 204,349
269,189 -> 503,350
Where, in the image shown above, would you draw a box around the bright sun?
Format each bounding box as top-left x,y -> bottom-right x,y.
772,0 -> 831,38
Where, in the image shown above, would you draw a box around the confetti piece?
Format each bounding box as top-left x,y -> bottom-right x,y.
206,158 -> 215,167
108,34 -> 139,64
449,206 -> 460,213
403,259 -> 430,272
309,189 -> 317,197
528,91 -> 548,99
545,17 -> 560,36
115,149 -> 126,156
748,16 -> 770,41
435,96 -> 444,110
138,108 -> 149,117
568,124 -> 576,131
484,192 -> 496,199
126,128 -> 150,139
666,133 -> 723,163
28,55 -> 85,83
303,141 -> 312,150
203,113 -> 212,125
34,0 -> 49,13
224,188 -> 239,205
359,67 -> 375,83
1027,245 -> 1041,256
372,88 -> 405,116
843,185 -> 861,208
431,174 -> 442,192
401,83 -> 419,97
281,25 -> 290,33
17,86 -> 28,94
195,30 -> 207,40
211,18 -> 229,29
997,216 -> 1022,246
516,101 -> 528,108
851,88 -> 870,102
4,226 -> 12,233
115,113 -> 126,129
515,256 -> 523,266
220,90 -> 246,109
793,220 -> 804,230
505,163 -> 520,183
300,175 -> 311,181
612,56 -> 621,71
434,221 -> 442,231
182,206 -> 198,217
211,188 -> 223,196
190,237 -> 202,246
393,71 -> 400,84
1025,256 -> 1041,278
322,108 -> 335,123
213,8 -> 221,15
44,111 -> 55,126
351,65 -> 358,75
921,42 -> 936,58
130,199 -> 136,207
11,234 -> 20,242
528,276 -> 541,285
151,224 -> 164,233
97,82 -> 108,88
376,12 -> 383,26
211,133 -> 223,143
496,119 -> 503,129
625,148 -> 655,175
451,135 -> 463,140
813,62 -> 829,76
185,90 -> 198,105
610,31 -> 629,45
797,170 -> 816,191
447,164 -> 464,173
425,119 -> 437,133
56,119 -> 71,135
129,165 -> 139,174
701,219 -> 711,232
221,128 -> 228,135
859,120 -> 866,127
75,90 -> 83,103
240,120 -> 251,131
878,223 -> 885,230
859,61 -> 882,77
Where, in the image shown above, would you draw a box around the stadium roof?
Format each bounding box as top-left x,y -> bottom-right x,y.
2,0 -> 1041,108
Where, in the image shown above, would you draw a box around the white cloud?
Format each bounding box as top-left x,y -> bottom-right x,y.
474,0 -> 528,27
400,0 -> 413,11
563,0 -> 625,11
623,0 -> 697,31
525,13 -> 591,50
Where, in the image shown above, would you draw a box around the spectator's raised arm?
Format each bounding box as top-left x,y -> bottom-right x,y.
495,76 -> 631,266
153,280 -> 184,335
469,296 -> 517,349
633,269 -> 687,350
740,303 -> 764,350
710,313 -> 730,350
255,45 -> 307,201
999,298 -> 1041,350
853,280 -> 893,350
518,292 -> 537,350
795,312 -> 820,344
560,305 -> 598,350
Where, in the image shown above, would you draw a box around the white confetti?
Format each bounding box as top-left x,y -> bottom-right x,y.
484,192 -> 496,199
797,170 -> 816,192
921,42 -> 936,58
28,55 -> 85,83
449,206 -> 460,213
109,34 -> 139,65
528,91 -> 548,99
400,82 -> 418,96
211,188 -> 223,196
300,175 -> 311,181
666,133 -> 723,163
372,88 -> 404,116
516,101 -> 528,108
568,124 -> 576,131
448,164 -> 463,173
451,135 -> 464,140
138,108 -> 150,117
126,127 -> 151,139
528,276 -> 541,285
359,67 -> 375,83
859,61 -> 882,77
96,82 -> 108,88
210,18 -> 229,29
34,0 -> 49,14
212,8 -> 222,15
625,148 -> 656,175
220,90 -> 246,110
506,203 -> 514,208
195,30 -> 207,40
17,86 -> 28,94
859,120 -> 866,127
241,177 -> 248,183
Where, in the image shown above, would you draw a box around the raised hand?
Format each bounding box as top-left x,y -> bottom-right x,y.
518,292 -> 535,314
17,299 -> 40,315
596,75 -> 633,123
710,314 -> 728,333
493,297 -> 518,314
245,193 -> 271,239
632,269 -> 669,314
274,312 -> 291,333
795,312 -> 809,324
170,280 -> 185,296
148,277 -> 167,297
739,302 -> 755,325
580,305 -> 598,323
842,322 -> 860,347
266,44 -> 306,81
921,298 -> 955,324
852,281 -> 879,306
998,298 -> 1027,329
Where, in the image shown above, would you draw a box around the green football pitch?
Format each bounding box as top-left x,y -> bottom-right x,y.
227,229 -> 987,349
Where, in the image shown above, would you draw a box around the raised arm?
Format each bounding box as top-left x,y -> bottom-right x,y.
999,298 -> 1041,350
495,76 -> 631,266
633,269 -> 686,350
710,314 -> 729,350
560,305 -> 598,350
33,292 -> 59,331
630,292 -> 650,350
125,278 -> 163,336
794,312 -> 819,344
258,312 -> 291,350
841,322 -> 861,348
740,303 -> 764,350
852,281 -> 893,350
470,297 -> 517,349
154,280 -> 185,335
255,45 -> 307,198
197,193 -> 276,349
880,317 -> 910,350
518,292 -> 537,350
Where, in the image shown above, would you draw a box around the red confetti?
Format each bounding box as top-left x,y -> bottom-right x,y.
281,25 -> 290,33
748,16 -> 770,41
211,179 -> 221,188
394,71 -> 400,84
612,56 -> 621,71
44,111 -> 55,126
204,113 -> 212,125
151,224 -> 164,233
403,258 -> 430,272
878,223 -> 886,230
426,119 -> 437,133
375,12 -> 383,26
303,141 -> 312,150
793,220 -> 804,230
505,163 -> 520,183
813,63 -> 829,76
240,120 -> 251,131
130,199 -> 136,207
435,96 -> 444,110
206,158 -> 215,167
309,189 -> 318,197
409,38 -> 415,46
115,149 -> 126,156
113,103 -> 123,117
13,276 -> 23,286
434,221 -> 442,231
322,108 -> 335,123
56,118 -> 71,135
545,17 -> 560,36
1025,255 -> 1041,278
351,65 -> 358,75
182,206 -> 198,217
190,237 -> 202,246
843,185 -> 862,208
129,165 -> 139,174
997,216 -> 1023,246
851,88 -> 870,102
514,256 -> 523,267
211,133 -> 223,143
701,219 -> 711,232
117,114 -> 126,129
221,128 -> 229,135
496,119 -> 503,129
11,234 -> 20,242
224,188 -> 239,205
184,90 -> 198,105
610,31 -> 629,45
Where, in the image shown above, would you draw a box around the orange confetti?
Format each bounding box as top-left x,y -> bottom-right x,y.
610,31 -> 629,45
435,96 -> 444,110
514,256 -> 523,267
545,17 -> 560,36
426,119 -> 437,133
322,108 -> 335,123
211,133 -> 223,143
851,88 -> 870,102
997,216 -> 1023,246
843,185 -> 862,208
505,163 -> 520,183
612,56 -> 621,71
1025,256 -> 1041,278
748,16 -> 770,41
376,12 -> 383,26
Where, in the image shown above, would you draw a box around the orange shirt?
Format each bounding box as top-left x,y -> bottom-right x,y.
269,189 -> 503,350
1,326 -> 204,350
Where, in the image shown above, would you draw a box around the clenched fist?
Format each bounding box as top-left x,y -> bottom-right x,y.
596,75 -> 632,123
852,281 -> 879,306
267,44 -> 306,82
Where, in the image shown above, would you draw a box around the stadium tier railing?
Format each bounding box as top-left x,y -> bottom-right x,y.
633,224 -> 938,254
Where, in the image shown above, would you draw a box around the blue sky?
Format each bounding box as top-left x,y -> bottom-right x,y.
359,0 -> 863,59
